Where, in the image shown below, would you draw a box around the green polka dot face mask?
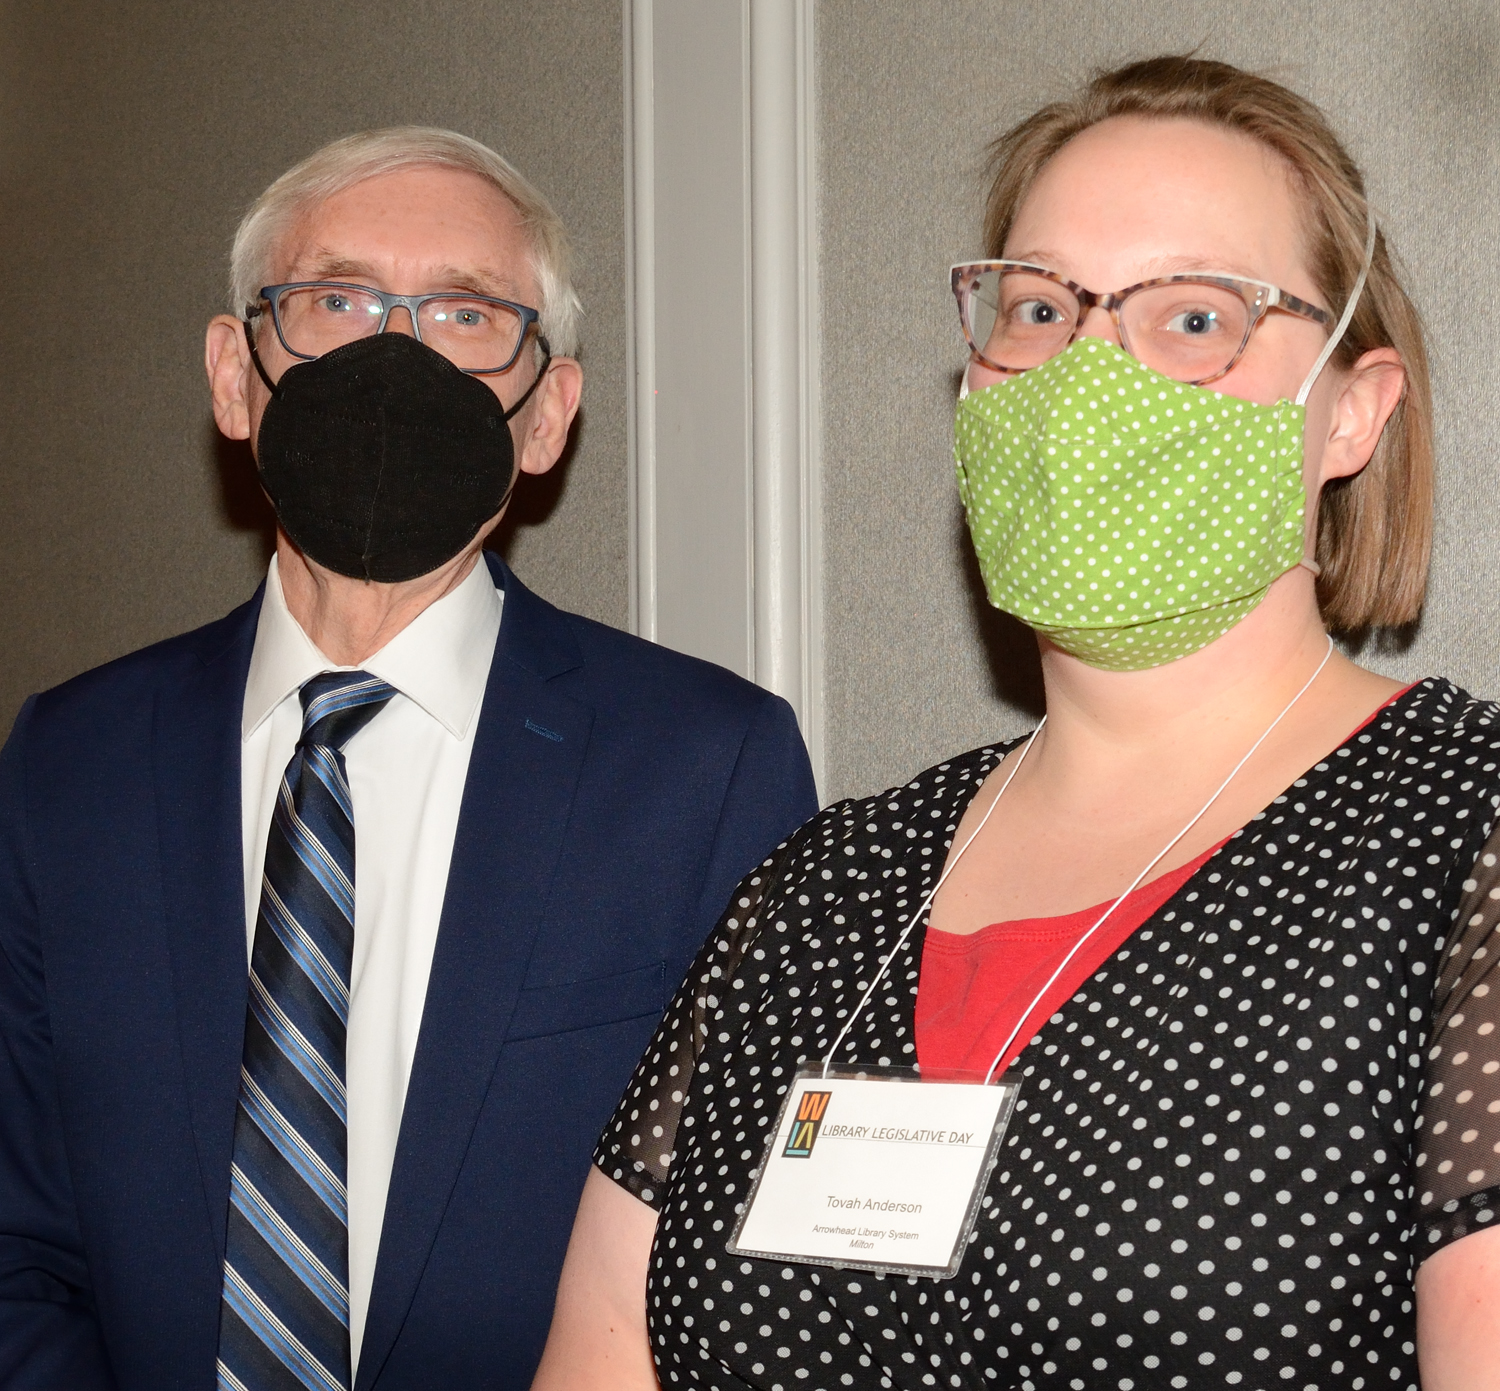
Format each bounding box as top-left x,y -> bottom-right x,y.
954,338 -> 1309,670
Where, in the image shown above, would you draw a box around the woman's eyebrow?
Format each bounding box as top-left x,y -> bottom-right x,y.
1003,248 -> 1068,271
1132,254 -> 1266,281
1003,250 -> 1268,284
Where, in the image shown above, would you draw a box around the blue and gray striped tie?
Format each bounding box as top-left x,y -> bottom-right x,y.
217,671 -> 395,1391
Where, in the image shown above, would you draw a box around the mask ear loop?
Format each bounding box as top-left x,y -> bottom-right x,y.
1290,212 -> 1376,576
500,337 -> 552,421
1294,212 -> 1377,408
244,319 -> 281,397
242,322 -> 553,418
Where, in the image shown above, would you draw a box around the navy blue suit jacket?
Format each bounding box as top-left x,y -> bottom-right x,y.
0,553 -> 817,1390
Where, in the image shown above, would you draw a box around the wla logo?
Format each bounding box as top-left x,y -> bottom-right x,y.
782,1089 -> 832,1158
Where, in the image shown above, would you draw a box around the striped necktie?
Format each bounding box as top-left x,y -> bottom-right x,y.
218,671 -> 396,1391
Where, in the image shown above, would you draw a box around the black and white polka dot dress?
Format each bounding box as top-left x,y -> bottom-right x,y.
596,679 -> 1500,1391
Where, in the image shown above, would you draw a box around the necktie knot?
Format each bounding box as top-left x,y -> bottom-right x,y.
299,671 -> 397,752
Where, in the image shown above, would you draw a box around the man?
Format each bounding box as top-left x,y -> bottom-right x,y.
0,128 -> 817,1390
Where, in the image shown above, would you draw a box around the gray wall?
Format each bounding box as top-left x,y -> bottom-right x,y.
0,0 -> 626,735
6,0 -> 1497,809
815,0 -> 1500,802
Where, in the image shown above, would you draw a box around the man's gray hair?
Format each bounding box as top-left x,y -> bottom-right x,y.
229,126 -> 581,357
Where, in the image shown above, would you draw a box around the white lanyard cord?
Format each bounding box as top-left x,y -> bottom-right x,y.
820,717 -> 1049,1079
980,634 -> 1335,1083
821,635 -> 1335,1083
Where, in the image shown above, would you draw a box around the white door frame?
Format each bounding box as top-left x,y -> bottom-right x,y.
624,0 -> 824,795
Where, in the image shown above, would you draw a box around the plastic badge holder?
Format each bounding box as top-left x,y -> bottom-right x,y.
727,1064 -> 1021,1281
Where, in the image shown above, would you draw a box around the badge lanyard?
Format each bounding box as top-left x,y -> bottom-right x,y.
729,637 -> 1335,1280
827,633 -> 1335,1084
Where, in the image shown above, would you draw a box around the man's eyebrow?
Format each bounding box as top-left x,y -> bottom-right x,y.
292,255 -> 524,300
427,264 -> 526,299
296,255 -> 380,284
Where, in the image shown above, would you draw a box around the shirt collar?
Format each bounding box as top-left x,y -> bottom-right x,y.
242,554 -> 503,742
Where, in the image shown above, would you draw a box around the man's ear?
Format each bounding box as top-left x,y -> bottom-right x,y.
1318,346 -> 1405,485
206,316 -> 253,441
516,357 -> 583,477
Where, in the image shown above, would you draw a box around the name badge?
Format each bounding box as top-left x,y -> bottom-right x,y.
727,1065 -> 1021,1280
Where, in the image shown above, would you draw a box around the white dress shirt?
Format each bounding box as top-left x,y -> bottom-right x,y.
240,554 -> 502,1369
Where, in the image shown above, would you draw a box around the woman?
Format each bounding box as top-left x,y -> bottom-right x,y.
534,57 -> 1500,1391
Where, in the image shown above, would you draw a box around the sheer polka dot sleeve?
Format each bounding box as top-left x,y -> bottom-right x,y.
592,839 -> 798,1209
1418,820 -> 1500,1254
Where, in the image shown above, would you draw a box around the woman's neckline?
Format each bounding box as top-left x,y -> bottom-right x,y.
926,839 -> 1222,945
925,677 -> 1424,942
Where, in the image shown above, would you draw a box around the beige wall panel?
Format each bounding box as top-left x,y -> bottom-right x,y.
817,0 -> 1499,803
0,0 -> 626,736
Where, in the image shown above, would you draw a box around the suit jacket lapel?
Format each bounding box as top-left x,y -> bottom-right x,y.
154,592 -> 262,1263
357,559 -> 592,1387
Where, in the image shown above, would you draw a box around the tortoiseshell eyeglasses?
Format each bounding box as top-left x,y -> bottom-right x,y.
950,260 -> 1332,386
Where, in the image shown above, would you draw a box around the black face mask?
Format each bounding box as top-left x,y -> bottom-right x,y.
252,332 -> 546,583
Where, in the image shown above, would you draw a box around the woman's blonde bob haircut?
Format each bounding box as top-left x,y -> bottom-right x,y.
982,56 -> 1431,631
229,126 -> 582,358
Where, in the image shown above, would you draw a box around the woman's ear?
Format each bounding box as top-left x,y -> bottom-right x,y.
1319,347 -> 1406,485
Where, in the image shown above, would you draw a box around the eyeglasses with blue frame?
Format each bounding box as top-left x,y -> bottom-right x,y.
245,281 -> 545,376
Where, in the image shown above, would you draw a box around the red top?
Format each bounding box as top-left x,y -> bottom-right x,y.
915,844 -> 1220,1078
916,685 -> 1415,1080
